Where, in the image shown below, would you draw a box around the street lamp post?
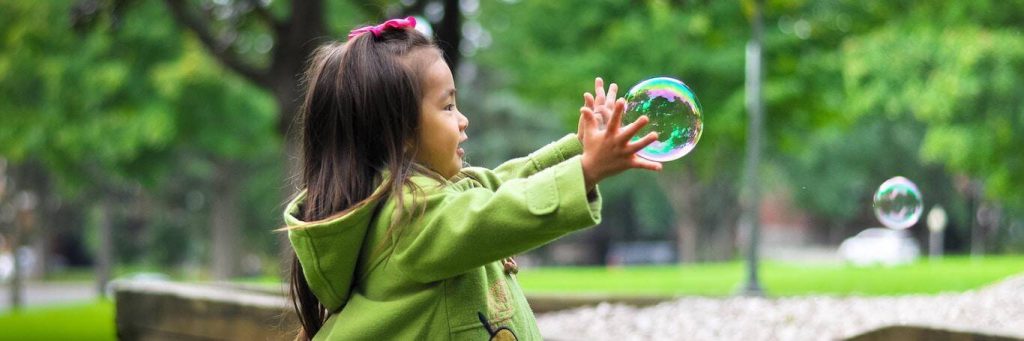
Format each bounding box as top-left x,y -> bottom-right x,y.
739,0 -> 766,296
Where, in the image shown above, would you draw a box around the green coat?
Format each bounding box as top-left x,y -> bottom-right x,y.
285,134 -> 602,340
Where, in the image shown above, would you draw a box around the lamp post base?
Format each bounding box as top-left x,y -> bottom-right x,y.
737,281 -> 766,297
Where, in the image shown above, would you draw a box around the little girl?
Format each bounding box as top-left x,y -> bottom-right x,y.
284,17 -> 661,340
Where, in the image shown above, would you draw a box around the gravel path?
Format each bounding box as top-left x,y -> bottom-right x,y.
536,275 -> 1024,340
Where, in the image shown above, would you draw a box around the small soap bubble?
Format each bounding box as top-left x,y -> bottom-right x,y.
622,77 -> 703,162
873,176 -> 923,230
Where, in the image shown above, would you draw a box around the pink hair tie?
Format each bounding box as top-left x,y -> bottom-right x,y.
347,16 -> 417,40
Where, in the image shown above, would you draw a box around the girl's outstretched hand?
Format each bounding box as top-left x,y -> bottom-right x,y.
579,97 -> 663,192
578,77 -> 618,142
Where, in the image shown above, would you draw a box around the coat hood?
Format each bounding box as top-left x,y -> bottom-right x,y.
284,189 -> 383,312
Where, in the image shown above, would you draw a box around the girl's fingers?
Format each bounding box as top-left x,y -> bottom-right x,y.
607,98 -> 626,134
632,158 -> 664,172
620,115 -> 650,141
580,106 -> 599,132
595,77 -> 606,105
578,111 -> 586,135
606,83 -> 618,110
627,132 -> 659,153
584,92 -> 595,110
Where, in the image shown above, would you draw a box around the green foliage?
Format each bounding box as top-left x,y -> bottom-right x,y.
466,0 -> 1024,251
0,1 -> 180,191
0,0 -> 278,186
475,0 -> 750,242
0,0 -> 283,268
478,1 -> 749,166
843,24 -> 1024,209
152,39 -> 279,160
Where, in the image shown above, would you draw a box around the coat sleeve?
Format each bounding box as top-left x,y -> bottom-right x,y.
389,155 -> 601,283
462,133 -> 583,190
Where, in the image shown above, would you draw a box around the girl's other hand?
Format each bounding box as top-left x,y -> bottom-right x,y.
579,97 -> 662,191
578,77 -> 618,141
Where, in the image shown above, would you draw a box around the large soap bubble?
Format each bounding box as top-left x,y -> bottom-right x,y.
873,176 -> 924,230
622,77 -> 704,162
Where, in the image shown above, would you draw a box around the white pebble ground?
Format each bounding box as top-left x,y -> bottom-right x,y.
536,275 -> 1024,340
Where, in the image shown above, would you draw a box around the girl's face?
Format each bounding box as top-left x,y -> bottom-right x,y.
414,54 -> 468,179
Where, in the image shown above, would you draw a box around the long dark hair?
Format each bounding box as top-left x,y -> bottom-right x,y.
288,27 -> 439,340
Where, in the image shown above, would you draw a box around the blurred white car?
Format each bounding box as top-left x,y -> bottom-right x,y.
838,228 -> 920,266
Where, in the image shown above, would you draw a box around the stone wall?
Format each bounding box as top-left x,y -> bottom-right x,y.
113,281 -> 296,341
111,280 -> 665,340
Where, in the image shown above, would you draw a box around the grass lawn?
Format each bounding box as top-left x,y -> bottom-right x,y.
516,255 -> 1024,296
1,255 -> 1021,339
0,301 -> 115,340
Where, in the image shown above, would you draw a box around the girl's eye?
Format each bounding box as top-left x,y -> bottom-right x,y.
444,104 -> 455,111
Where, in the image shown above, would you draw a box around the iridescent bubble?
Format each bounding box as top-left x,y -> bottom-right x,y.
873,176 -> 924,230
622,77 -> 703,162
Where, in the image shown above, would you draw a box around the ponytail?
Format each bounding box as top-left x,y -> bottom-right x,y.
289,254 -> 326,340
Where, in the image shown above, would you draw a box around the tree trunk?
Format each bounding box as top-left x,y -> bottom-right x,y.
660,169 -> 698,263
9,216 -> 23,310
210,160 -> 242,280
29,232 -> 45,280
10,190 -> 39,306
269,0 -> 325,139
706,202 -> 739,261
95,199 -> 113,298
437,0 -> 462,74
969,197 -> 984,257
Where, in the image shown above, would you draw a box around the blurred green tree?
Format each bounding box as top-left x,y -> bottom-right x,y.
0,0 -> 282,286
475,0 -> 1024,259
740,0 -> 1024,252
0,0 -> 185,292
766,0 -> 1024,249
477,0 -> 751,261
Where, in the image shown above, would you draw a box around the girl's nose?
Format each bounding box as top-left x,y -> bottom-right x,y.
458,111 -> 469,130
